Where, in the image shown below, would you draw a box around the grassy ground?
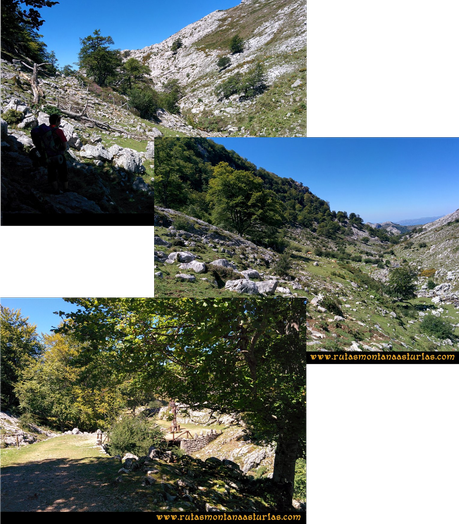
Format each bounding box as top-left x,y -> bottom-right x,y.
0,434 -> 131,511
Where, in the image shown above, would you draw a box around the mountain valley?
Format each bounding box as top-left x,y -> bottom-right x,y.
153,139 -> 459,351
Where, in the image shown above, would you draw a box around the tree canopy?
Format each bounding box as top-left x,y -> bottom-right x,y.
1,0 -> 58,62
0,306 -> 42,409
78,30 -> 122,87
387,265 -> 417,302
207,162 -> 284,236
56,297 -> 306,509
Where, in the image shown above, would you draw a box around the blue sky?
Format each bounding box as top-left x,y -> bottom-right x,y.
1,298 -> 78,336
37,0 -> 239,68
211,138 -> 459,224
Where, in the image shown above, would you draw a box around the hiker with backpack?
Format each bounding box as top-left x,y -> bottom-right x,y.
31,114 -> 69,194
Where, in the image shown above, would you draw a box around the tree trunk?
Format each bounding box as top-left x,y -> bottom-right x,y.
272,431 -> 300,511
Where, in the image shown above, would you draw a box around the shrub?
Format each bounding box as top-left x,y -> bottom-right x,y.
217,56 -> 231,71
171,38 -> 183,52
229,34 -> 244,54
129,87 -> 160,119
2,109 -> 23,125
274,251 -> 292,277
420,316 -> 455,340
215,72 -> 243,99
173,216 -> 194,232
419,242 -> 427,248
321,296 -> 344,317
239,63 -> 267,99
294,458 -> 306,502
427,279 -> 436,290
107,416 -> 165,456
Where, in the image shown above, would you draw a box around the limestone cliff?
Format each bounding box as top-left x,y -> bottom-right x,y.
125,0 -> 307,136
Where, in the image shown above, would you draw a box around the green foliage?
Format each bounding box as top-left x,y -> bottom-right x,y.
215,72 -> 243,99
14,331 -> 123,431
160,79 -> 182,114
387,266 -> 417,301
129,87 -> 160,119
239,63 -> 267,99
215,63 -> 267,100
78,30 -> 122,87
229,34 -> 244,54
0,306 -> 42,410
1,109 -> 23,125
1,0 -> 58,63
42,105 -> 62,116
60,65 -> 77,76
420,316 -> 455,340
107,416 -> 165,456
321,296 -> 344,317
274,251 -> 292,277
419,242 -> 427,248
119,58 -> 151,93
217,56 -> 231,71
294,458 -> 306,502
427,279 -> 436,290
207,162 -> 283,237
171,38 -> 183,52
57,297 -> 307,508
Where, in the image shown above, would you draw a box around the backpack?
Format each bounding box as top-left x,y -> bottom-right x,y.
31,124 -> 63,161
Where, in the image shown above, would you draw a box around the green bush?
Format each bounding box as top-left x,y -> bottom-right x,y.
420,316 -> 455,340
171,38 -> 183,52
229,34 -> 244,54
42,105 -> 62,117
427,279 -> 436,290
215,72 -> 243,99
294,458 -> 306,502
274,251 -> 292,277
321,296 -> 344,317
217,56 -> 231,71
129,87 -> 160,119
107,417 -> 165,456
2,109 -> 23,125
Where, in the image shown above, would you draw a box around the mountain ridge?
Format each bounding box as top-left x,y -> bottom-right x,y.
124,0 -> 306,136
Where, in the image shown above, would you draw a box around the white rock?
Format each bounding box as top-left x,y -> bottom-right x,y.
179,260 -> 207,273
255,280 -> 278,295
240,269 -> 260,279
225,279 -> 259,295
209,258 -> 238,270
165,252 -> 196,264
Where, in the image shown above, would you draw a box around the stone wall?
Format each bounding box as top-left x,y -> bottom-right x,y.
180,430 -> 221,453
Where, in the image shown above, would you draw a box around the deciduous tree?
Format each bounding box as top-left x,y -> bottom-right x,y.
57,298 -> 307,510
387,265 -> 417,302
207,162 -> 283,236
0,306 -> 42,409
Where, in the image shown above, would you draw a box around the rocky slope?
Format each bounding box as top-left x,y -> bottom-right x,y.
125,0 -> 307,136
154,207 -> 459,351
106,405 -> 305,512
154,206 -> 304,298
1,58 -> 218,219
0,411 -> 58,447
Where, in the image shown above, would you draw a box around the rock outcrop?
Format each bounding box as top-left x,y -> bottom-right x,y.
125,0 -> 307,136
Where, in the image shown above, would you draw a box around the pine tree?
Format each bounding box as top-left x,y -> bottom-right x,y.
78,30 -> 122,87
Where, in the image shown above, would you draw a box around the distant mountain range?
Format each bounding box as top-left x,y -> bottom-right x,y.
397,216 -> 443,226
367,214 -> 446,235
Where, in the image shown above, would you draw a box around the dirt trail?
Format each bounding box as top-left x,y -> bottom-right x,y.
1,434 -> 128,512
